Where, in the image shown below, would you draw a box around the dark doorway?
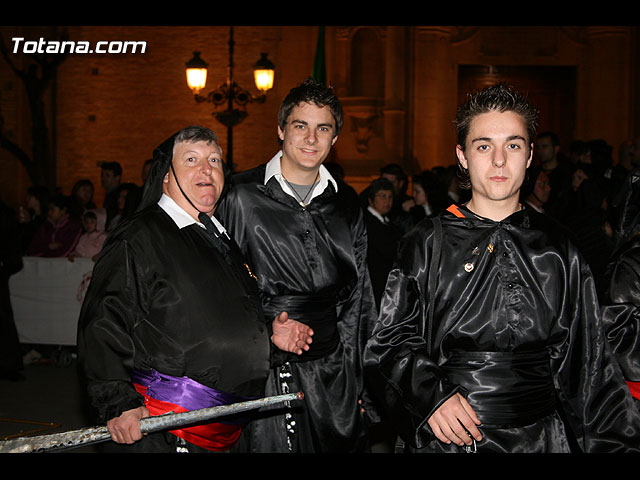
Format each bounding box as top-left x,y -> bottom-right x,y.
458,65 -> 577,155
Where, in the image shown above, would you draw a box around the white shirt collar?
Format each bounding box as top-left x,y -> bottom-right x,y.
264,150 -> 338,204
524,200 -> 544,214
367,205 -> 388,224
158,193 -> 228,237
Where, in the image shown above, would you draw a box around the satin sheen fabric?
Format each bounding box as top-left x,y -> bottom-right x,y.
364,204 -> 640,453
77,205 -> 270,427
602,236 -> 640,399
363,209 -> 403,309
216,164 -> 378,452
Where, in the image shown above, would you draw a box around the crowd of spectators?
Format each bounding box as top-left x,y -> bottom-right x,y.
12,161 -> 143,262
1,161 -> 144,377
360,134 -> 640,309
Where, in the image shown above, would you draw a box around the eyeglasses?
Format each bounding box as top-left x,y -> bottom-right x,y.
374,192 -> 393,200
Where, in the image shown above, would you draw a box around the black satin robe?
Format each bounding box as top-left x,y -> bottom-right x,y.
77,205 -> 270,425
364,204 -> 640,453
602,236 -> 640,402
216,164 -> 377,453
363,209 -> 403,309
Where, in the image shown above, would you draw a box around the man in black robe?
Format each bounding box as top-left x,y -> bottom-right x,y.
364,83 -> 640,453
216,78 -> 378,452
603,232 -> 640,408
363,178 -> 403,309
77,126 -> 311,453
602,166 -> 640,407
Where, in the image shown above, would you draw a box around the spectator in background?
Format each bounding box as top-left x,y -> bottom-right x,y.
71,178 -> 107,232
363,178 -> 403,308
569,140 -> 588,166
610,140 -> 634,194
586,139 -> 614,180
16,185 -> 50,254
521,166 -> 551,215
534,131 -> 572,213
571,163 -> 592,193
433,165 -> 469,206
101,161 -> 122,229
71,179 -> 97,211
26,194 -> 82,257
410,170 -> 448,225
360,163 -> 414,234
381,163 -> 414,211
106,182 -> 142,232
380,164 -> 412,207
68,210 -> 107,262
609,147 -> 640,250
141,158 -> 153,185
380,163 -> 414,234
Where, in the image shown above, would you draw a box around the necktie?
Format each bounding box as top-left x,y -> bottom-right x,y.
198,212 -> 257,284
198,212 -> 231,256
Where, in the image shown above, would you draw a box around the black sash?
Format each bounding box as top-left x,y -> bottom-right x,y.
442,350 -> 556,428
263,294 -> 339,363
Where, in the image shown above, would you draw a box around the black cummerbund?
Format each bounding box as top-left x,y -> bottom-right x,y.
263,294 -> 339,363
442,350 -> 556,428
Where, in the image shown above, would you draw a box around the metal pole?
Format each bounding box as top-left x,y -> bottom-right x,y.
0,391 -> 303,453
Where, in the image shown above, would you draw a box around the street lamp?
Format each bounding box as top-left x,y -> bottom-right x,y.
253,53 -> 275,93
185,51 -> 208,95
185,27 -> 275,167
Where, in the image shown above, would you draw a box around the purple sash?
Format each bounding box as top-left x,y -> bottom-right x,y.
131,369 -> 253,425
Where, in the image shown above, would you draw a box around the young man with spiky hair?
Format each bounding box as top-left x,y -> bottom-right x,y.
364,83 -> 640,453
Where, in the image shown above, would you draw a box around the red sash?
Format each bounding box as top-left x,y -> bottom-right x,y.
627,381 -> 640,400
133,383 -> 242,451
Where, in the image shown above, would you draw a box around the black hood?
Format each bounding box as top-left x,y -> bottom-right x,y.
137,132 -> 177,213
137,130 -> 232,214
610,166 -> 640,250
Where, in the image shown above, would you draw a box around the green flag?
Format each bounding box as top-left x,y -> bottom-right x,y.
311,26 -> 326,85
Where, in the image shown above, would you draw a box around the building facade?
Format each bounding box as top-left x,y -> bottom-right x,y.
0,25 -> 637,207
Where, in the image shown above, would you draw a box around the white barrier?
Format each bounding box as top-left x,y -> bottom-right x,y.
9,257 -> 95,346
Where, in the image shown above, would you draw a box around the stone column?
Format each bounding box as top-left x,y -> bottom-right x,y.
411,26 -> 457,172
383,26 -> 408,164
579,27 -> 633,150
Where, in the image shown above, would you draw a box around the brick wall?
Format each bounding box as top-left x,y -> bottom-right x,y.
1,25 -> 319,208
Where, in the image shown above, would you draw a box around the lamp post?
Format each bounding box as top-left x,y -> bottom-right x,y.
185,27 -> 275,167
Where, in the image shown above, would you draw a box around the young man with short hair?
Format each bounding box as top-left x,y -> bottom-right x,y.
217,78 -> 377,453
364,83 -> 640,453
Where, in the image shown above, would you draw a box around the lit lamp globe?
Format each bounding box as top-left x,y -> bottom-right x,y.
185,51 -> 208,94
253,53 -> 275,93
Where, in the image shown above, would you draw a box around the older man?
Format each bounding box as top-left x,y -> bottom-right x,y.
77,126 -> 311,453
364,83 -> 640,453
363,178 -> 402,309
